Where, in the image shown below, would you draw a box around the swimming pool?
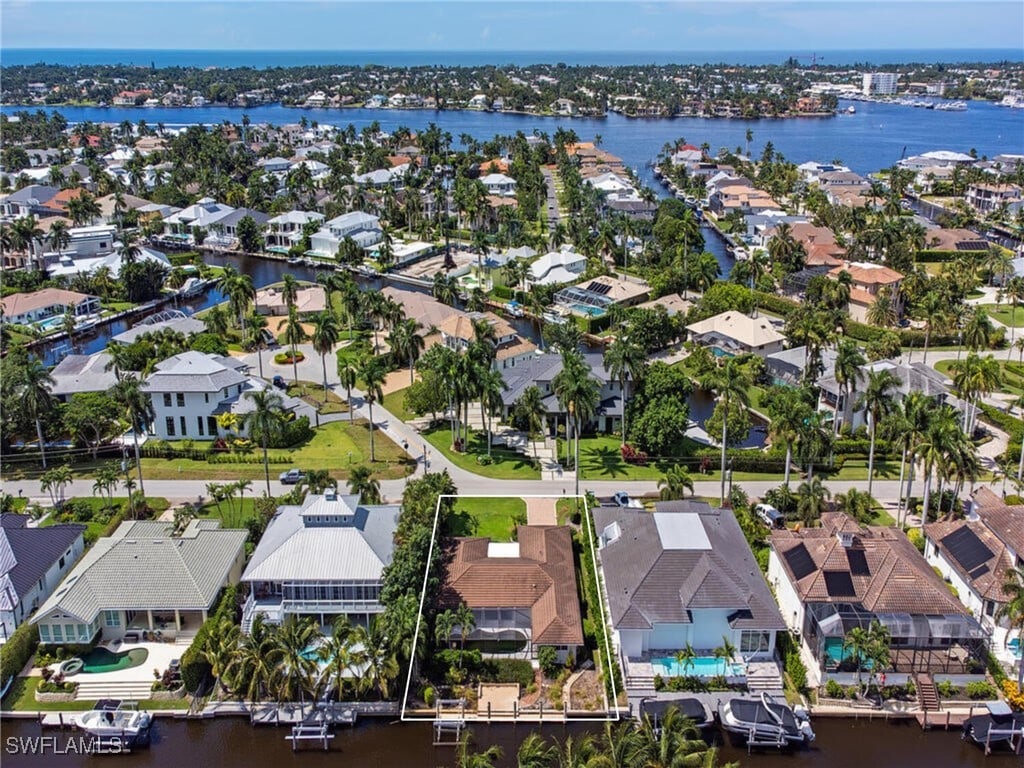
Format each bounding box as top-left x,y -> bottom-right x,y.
570,303 -> 606,317
36,316 -> 65,333
1009,637 -> 1021,660
710,347 -> 735,358
653,655 -> 746,678
65,648 -> 149,675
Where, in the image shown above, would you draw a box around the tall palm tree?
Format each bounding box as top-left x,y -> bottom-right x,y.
241,389 -> 285,494
282,307 -> 308,384
856,369 -> 898,498
917,291 -> 950,364
318,618 -> 357,701
995,565 -> 1024,688
337,361 -> 358,423
699,359 -> 752,504
832,339 -> 865,435
223,270 -> 256,331
866,286 -> 899,328
389,317 -> 425,385
111,376 -> 152,500
273,616 -> 319,704
553,351 -> 600,480
514,385 -> 547,460
603,334 -> 645,445
658,465 -> 694,500
347,464 -> 381,504
351,617 -> 399,700
915,406 -> 961,531
358,356 -> 387,461
797,476 -> 831,527
311,311 -> 340,400
478,367 -> 508,459
117,230 -> 143,268
46,220 -> 70,260
767,387 -> 812,488
20,356 -> 55,469
233,614 -> 281,707
202,617 -> 241,698
204,304 -> 230,337
280,273 -> 300,313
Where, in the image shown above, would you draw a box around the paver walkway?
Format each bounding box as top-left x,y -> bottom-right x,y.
525,497 -> 557,525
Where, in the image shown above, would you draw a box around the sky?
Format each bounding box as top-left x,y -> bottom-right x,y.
1,0 -> 1022,52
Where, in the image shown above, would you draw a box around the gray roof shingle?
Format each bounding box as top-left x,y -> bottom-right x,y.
1,515 -> 85,606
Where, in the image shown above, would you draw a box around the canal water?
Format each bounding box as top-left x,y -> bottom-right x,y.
1,714 -> 1019,767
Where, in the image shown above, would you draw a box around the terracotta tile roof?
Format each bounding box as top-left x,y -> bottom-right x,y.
480,158 -> 509,174
971,487 -> 1024,557
495,336 -> 537,361
1,288 -> 96,318
848,287 -> 877,307
804,243 -> 845,267
770,512 -> 969,616
441,526 -> 583,646
828,262 -> 903,286
925,518 -> 1015,601
49,187 -> 85,211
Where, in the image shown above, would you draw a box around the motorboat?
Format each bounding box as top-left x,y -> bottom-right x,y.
718,691 -> 814,747
962,700 -> 1024,752
505,300 -> 524,318
178,276 -> 210,298
639,696 -> 714,731
846,105 -> 856,114
75,700 -> 153,747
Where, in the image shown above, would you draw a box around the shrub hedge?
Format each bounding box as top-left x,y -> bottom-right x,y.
179,584 -> 237,693
481,659 -> 535,688
0,620 -> 39,682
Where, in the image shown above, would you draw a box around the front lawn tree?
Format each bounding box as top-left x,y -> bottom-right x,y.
242,389 -> 285,495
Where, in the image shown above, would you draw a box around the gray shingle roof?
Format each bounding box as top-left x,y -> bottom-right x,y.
142,351 -> 248,394
593,501 -> 785,633
49,352 -> 124,397
0,514 -> 85,605
500,352 -> 612,408
32,519 -> 246,624
242,494 -> 399,583
112,316 -> 206,344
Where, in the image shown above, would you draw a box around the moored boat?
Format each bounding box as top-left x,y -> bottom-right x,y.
962,700 -> 1024,753
74,700 -> 153,748
639,696 -> 714,731
718,691 -> 814,747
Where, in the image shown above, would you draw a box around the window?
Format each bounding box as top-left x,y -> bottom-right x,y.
197,417 -> 204,436
208,416 -> 218,435
180,416 -> 187,435
204,393 -> 209,403
52,625 -> 62,642
165,417 -> 176,437
163,393 -> 172,407
103,610 -> 120,627
64,624 -> 76,640
39,625 -> 50,642
59,556 -> 65,568
176,393 -> 185,407
740,630 -> 770,653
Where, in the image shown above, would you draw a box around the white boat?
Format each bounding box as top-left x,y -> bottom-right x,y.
505,300 -> 524,318
542,309 -> 569,326
846,105 -> 856,114
179,276 -> 210,298
75,701 -> 153,747
718,692 -> 814,747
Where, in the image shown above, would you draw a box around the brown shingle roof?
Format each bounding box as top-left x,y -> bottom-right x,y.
441,526 -> 583,646
770,512 -> 968,616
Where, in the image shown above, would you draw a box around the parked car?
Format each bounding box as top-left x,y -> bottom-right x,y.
279,469 -> 306,485
755,503 -> 786,529
612,491 -> 643,509
272,375 -> 287,390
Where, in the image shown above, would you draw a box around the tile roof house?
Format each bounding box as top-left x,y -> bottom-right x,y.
437,311 -> 537,370
0,184 -> 62,218
1,514 -> 86,642
594,501 -> 785,671
827,261 -> 904,324
924,489 -> 1021,636
48,352 -> 124,401
241,491 -> 400,630
32,519 -> 246,645
441,525 -> 583,661
255,284 -> 327,316
768,512 -> 987,681
0,288 -> 101,326
528,249 -> 587,287
686,310 -> 786,357
142,351 -> 313,441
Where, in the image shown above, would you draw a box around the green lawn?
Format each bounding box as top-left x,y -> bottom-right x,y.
1,677 -> 192,712
979,304 -> 1024,327
450,496 -> 527,541
286,380 -> 349,415
142,420 -> 413,481
564,435 -> 680,481
422,428 -> 540,480
382,387 -> 418,424
42,497 -> 170,540
197,496 -> 259,529
935,357 -> 1024,397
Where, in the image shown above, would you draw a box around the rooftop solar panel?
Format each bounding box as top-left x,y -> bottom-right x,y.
784,543 -> 816,581
847,549 -> 870,576
955,241 -> 989,251
824,570 -> 857,597
968,565 -> 990,581
941,527 -> 994,573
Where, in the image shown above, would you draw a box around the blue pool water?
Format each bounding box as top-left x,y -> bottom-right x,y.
1009,637 -> 1021,660
36,316 -> 65,332
653,656 -> 746,678
570,303 -> 606,317
710,347 -> 735,358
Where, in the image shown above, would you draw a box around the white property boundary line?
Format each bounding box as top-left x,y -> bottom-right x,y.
400,494 -> 621,722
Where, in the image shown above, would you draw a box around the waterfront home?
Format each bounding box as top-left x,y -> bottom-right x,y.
768,512 -> 987,684
110,312 -> 206,345
634,293 -> 692,318
163,197 -> 236,243
95,193 -> 157,225
257,157 -> 292,174
708,185 -> 781,217
817,171 -> 868,189
927,227 -> 990,253
241,490 -> 401,631
816,357 -> 952,432
353,165 -> 408,189
527,248 -> 587,287
595,500 -> 785,688
965,182 -> 1023,214
265,210 -> 326,251
763,223 -> 845,268
255,284 -> 326,316
440,525 -> 583,662
481,173 -> 517,197
685,310 -> 786,358
309,211 -> 383,256
141,351 -> 313,441
554,275 -> 650,317
0,288 -> 101,327
765,346 -> 838,387
1,514 -> 86,642
437,311 -> 537,371
925,488 -> 1023,644
467,94 -> 490,110
797,161 -> 853,184
40,224 -> 116,262
498,351 -> 623,434
45,243 -> 171,280
898,150 -> 976,170
827,261 -> 903,324
0,184 -> 62,219
48,352 -> 124,402
32,519 -> 246,645
213,208 -> 271,247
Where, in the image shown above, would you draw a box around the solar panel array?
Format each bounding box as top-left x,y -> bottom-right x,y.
955,241 -> 989,251
969,565 -> 990,580
846,549 -> 870,576
784,543 -> 816,581
585,281 -> 612,295
941,527 -> 994,573
824,570 -> 857,597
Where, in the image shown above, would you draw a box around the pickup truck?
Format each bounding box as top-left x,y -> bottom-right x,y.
279,469 -> 306,485
612,491 -> 643,509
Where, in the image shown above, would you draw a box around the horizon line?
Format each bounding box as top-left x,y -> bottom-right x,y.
4,45 -> 1020,53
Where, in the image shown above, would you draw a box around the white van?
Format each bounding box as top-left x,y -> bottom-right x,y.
755,503 -> 785,529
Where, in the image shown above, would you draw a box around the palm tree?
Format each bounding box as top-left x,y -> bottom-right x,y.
699,359 -> 751,505
915,406 -> 961,531
318,618 -> 357,701
111,377 -> 152,501
282,307 -> 308,385
767,387 -> 812,488
797,476 -> 831,527
311,311 -> 340,400
658,465 -> 694,500
202,617 -> 241,698
455,733 -> 503,768
20,356 -> 55,468
603,334 -> 645,445
514,386 -> 547,460
389,317 -> 425,385
351,617 -> 399,700
713,635 -> 738,674
553,351 -> 600,480
358,356 -> 387,462
835,488 -> 874,524
842,625 -> 872,686
234,614 -> 281,707
673,642 -> 697,677
347,464 -> 381,503
204,304 -> 230,337
832,339 -> 865,435
866,285 -> 899,328
917,291 -> 950,364
273,616 -> 319,704
477,367 -> 508,459
241,389 -> 285,495
962,306 -> 993,352
337,361 -> 358,423
516,733 -> 557,768
856,369 -> 898,497
117,230 -> 143,268
46,220 -> 70,260
994,565 -> 1024,688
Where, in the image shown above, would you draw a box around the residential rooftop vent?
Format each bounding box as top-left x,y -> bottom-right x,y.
837,530 -> 854,548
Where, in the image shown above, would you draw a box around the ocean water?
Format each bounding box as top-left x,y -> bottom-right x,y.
2,47 -> 1022,68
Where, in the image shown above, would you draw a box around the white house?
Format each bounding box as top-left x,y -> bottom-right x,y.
257,157 -> 293,174
32,519 -> 246,645
309,211 -> 383,256
0,288 -> 101,326
353,166 -> 407,189
467,94 -> 490,110
141,351 -> 312,441
481,173 -> 517,197
436,311 -> 537,371
594,500 -> 785,684
265,210 -> 325,251
241,490 -> 401,631
528,248 -> 587,286
1,514 -> 86,642
163,197 -> 236,241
